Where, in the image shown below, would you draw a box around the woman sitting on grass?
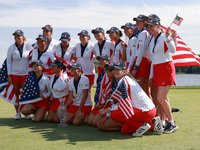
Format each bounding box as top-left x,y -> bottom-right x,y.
47,59 -> 69,123
20,60 -> 51,123
65,63 -> 93,126
87,54 -> 110,127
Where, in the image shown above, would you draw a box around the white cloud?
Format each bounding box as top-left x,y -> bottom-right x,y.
0,0 -> 200,56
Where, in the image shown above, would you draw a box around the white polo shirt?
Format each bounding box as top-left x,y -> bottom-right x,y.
31,49 -> 55,69
113,40 -> 123,63
55,44 -> 75,65
93,40 -> 114,60
69,75 -> 93,106
126,36 -> 138,70
148,33 -> 176,79
135,30 -> 149,66
7,42 -> 33,75
75,42 -> 95,75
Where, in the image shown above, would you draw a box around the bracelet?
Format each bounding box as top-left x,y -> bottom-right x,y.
133,65 -> 139,70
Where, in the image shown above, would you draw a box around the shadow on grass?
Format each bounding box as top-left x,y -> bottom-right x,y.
0,118 -> 134,144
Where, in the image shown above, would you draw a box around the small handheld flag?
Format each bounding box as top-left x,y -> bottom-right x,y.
170,14 -> 183,27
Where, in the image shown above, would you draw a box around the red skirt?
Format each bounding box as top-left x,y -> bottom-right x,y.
49,95 -> 69,111
67,105 -> 92,117
90,104 -> 112,114
153,61 -> 177,87
130,57 -> 150,78
31,98 -> 50,110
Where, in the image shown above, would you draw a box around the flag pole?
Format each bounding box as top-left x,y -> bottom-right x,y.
169,14 -> 178,28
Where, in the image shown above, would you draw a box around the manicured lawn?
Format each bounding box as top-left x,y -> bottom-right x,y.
0,88 -> 200,150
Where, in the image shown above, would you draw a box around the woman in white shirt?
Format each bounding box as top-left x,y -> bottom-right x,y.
146,19 -> 178,134
32,25 -> 59,55
55,32 -> 75,79
31,35 -> 55,77
106,27 -> 126,63
47,59 -> 69,123
74,30 -> 95,101
65,63 -> 93,126
121,23 -> 138,68
91,27 -> 114,74
20,60 -> 51,122
7,30 -> 33,120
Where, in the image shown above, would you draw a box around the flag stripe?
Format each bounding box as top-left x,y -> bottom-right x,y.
161,25 -> 200,67
110,79 -> 134,119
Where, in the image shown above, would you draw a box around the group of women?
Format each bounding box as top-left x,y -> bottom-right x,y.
3,13 -> 178,136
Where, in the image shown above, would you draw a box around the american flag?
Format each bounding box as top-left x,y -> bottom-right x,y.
55,56 -> 71,67
19,71 -> 42,104
102,81 -> 112,100
94,71 -> 105,105
0,59 -> 18,105
110,79 -> 134,119
28,49 -> 33,73
162,26 -> 200,66
172,15 -> 183,26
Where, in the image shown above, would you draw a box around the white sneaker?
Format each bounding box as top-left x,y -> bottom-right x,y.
25,115 -> 32,120
132,123 -> 151,137
14,113 -> 21,120
153,116 -> 163,135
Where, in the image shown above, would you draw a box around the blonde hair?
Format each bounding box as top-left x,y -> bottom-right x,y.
126,70 -> 138,81
23,36 -> 28,43
87,35 -> 91,40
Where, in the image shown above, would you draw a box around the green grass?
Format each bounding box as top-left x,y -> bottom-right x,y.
0,88 -> 200,150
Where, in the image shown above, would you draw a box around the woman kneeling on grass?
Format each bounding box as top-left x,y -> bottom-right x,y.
87,54 -> 110,127
47,59 -> 69,123
20,60 -> 51,123
65,63 -> 93,126
98,62 -> 163,136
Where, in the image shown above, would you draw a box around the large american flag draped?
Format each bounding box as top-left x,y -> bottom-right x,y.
110,79 -> 134,119
162,26 -> 200,66
19,71 -> 42,104
0,59 -> 18,105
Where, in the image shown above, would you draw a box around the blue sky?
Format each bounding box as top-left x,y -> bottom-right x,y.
0,0 -> 200,65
